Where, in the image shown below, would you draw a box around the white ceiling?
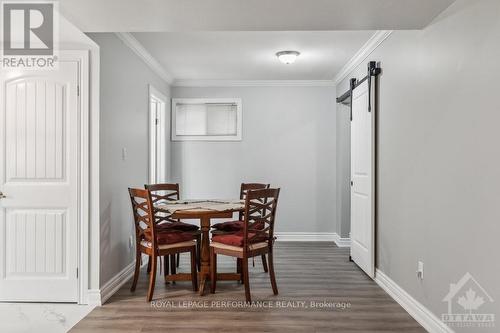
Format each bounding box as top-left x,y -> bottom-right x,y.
63,0 -> 455,81
60,0 -> 455,32
131,31 -> 375,81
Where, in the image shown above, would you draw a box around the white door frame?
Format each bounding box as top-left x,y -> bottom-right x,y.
148,85 -> 167,184
71,50 -> 90,304
57,50 -> 91,304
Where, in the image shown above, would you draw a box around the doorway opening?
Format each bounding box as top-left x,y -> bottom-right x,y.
149,85 -> 167,184
336,62 -> 380,278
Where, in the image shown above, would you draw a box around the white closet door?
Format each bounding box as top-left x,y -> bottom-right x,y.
350,79 -> 375,278
0,61 -> 80,302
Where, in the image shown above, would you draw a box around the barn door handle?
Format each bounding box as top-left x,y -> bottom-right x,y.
0,192 -> 6,199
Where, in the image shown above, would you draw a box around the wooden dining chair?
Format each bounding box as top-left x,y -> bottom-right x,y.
210,188 -> 280,302
145,183 -> 201,272
211,183 -> 270,272
128,188 -> 198,301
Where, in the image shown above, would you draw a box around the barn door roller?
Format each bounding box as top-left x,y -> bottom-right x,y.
367,61 -> 381,112
336,61 -> 382,121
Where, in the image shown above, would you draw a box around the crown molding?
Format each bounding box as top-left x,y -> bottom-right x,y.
333,30 -> 393,85
172,79 -> 335,87
115,31 -> 392,87
115,32 -> 174,84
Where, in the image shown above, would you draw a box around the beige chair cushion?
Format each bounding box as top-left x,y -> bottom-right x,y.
141,240 -> 196,250
210,241 -> 268,252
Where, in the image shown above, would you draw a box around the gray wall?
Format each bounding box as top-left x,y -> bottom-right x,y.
335,102 -> 351,238
171,86 -> 337,233
336,0 -> 500,327
58,16 -> 102,295
87,33 -> 171,286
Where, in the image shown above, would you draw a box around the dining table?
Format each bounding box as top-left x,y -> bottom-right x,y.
156,199 -> 245,295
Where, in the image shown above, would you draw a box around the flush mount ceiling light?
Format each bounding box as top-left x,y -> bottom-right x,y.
276,51 -> 300,64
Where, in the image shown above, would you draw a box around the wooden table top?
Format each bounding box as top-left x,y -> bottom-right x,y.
156,199 -> 244,215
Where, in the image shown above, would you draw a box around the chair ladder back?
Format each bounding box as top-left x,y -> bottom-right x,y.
242,188 -> 280,251
128,188 -> 157,248
239,183 -> 270,220
145,183 -> 181,224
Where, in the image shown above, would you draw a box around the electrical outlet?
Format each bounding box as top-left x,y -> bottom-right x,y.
122,148 -> 127,161
416,261 -> 424,280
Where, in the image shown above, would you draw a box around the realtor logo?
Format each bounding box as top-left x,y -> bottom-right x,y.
2,2 -> 53,55
1,1 -> 58,69
442,272 -> 495,328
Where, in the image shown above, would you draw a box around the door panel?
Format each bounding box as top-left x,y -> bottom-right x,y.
350,79 -> 375,278
6,80 -> 66,182
6,209 -> 66,276
0,61 -> 79,302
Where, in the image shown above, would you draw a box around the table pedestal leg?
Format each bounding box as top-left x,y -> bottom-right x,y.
199,216 -> 211,295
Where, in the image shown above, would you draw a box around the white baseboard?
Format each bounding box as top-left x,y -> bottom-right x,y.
332,233 -> 351,247
374,269 -> 453,333
275,232 -> 335,242
87,261 -> 139,306
274,232 -> 351,247
99,261 -> 137,305
86,289 -> 102,306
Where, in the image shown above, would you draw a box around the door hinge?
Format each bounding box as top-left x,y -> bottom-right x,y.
76,268 -> 79,278
77,85 -> 80,96
155,118 -> 159,125
350,180 -> 354,186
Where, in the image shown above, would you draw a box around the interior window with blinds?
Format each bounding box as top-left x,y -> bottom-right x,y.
172,98 -> 242,141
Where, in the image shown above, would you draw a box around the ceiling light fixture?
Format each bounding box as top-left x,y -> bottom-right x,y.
276,50 -> 300,64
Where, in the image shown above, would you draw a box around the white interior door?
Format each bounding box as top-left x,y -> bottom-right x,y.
0,61 -> 80,302
350,79 -> 375,278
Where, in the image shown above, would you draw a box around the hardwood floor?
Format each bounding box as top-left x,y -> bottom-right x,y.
71,243 -> 424,332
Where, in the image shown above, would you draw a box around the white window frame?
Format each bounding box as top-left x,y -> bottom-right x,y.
171,98 -> 242,141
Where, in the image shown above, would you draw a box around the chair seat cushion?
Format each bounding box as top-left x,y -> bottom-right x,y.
144,229 -> 194,245
141,240 -> 196,250
211,231 -> 268,247
157,221 -> 199,232
211,220 -> 266,232
211,241 -> 268,252
211,220 -> 244,231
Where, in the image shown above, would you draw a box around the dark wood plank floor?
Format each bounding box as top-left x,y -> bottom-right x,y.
71,243 -> 424,333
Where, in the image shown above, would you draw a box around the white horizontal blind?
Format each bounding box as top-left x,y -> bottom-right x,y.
176,103 -> 208,136
172,99 -> 241,141
206,104 -> 237,135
